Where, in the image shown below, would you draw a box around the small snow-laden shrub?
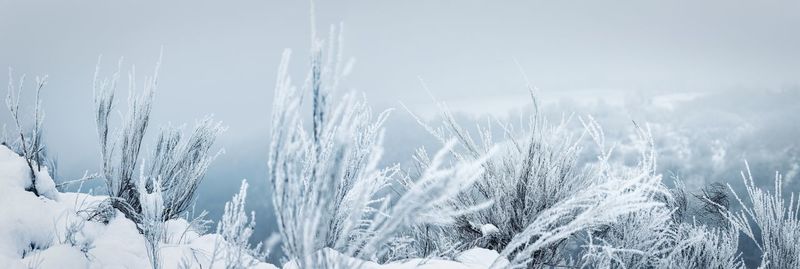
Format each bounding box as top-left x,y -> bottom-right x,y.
575,127 -> 745,269
267,25 -> 490,268
574,128 -> 676,268
724,162 -> 800,269
4,70 -> 56,198
92,55 -> 224,225
580,198 -> 744,268
658,224 -> 743,269
579,206 -> 676,268
584,222 -> 744,269
209,179 -> 269,269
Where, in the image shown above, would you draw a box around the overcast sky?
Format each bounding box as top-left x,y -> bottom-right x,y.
3,0 -> 799,146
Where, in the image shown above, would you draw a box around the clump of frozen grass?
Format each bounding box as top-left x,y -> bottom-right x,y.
4,70 -> 53,197
268,25 -> 490,268
724,162 -> 800,269
92,54 -> 224,225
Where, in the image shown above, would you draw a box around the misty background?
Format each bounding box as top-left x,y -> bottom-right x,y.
1,0 -> 799,263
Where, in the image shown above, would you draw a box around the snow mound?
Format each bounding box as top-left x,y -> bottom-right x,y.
0,146 -> 277,269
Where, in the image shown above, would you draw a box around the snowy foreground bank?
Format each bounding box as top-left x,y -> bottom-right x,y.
0,146 -> 506,269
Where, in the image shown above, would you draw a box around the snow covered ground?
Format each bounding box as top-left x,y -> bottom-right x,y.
0,145 -> 506,269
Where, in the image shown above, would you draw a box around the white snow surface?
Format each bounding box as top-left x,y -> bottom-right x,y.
479,224 -> 499,237
282,248 -> 508,269
0,145 -> 504,268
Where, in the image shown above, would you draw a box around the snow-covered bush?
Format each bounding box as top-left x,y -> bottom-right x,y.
92,56 -> 224,225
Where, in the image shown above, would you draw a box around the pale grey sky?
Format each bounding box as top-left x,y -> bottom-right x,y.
2,0 -> 798,153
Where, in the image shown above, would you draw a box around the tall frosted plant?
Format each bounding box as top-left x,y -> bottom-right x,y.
267,26 -> 490,268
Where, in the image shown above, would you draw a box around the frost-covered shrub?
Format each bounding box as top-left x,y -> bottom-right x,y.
662,224 -> 743,269
92,56 -> 224,225
406,107 -> 586,259
267,26 -> 490,268
571,129 -> 745,269
725,163 -> 800,269
146,117 -> 225,221
404,93 -> 668,267
581,200 -> 744,269
4,71 -> 52,197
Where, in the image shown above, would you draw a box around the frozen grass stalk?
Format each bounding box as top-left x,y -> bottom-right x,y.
5,70 -> 49,197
